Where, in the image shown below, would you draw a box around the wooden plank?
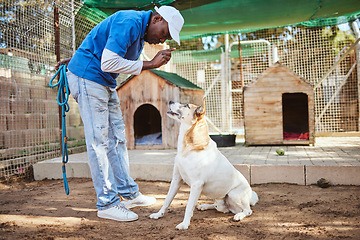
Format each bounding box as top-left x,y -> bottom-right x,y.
245,126 -> 283,134
282,140 -> 310,145
244,121 -> 283,128
245,138 -> 283,146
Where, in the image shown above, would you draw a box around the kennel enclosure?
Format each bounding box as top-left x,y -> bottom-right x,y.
1,0 -> 358,177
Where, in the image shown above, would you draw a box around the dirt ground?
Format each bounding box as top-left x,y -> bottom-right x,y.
0,177 -> 359,240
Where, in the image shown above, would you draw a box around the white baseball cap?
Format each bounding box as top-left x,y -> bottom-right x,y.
155,6 -> 184,45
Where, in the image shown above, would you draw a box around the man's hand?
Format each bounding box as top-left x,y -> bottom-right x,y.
55,57 -> 72,70
143,48 -> 175,70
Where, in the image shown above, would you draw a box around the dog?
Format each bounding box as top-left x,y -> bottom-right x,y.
150,98 -> 258,230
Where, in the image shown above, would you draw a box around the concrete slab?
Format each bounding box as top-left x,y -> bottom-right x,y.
306,165 -> 360,185
32,137 -> 360,185
234,164 -> 250,183
130,163 -> 173,182
251,165 -> 305,185
33,152 -> 90,180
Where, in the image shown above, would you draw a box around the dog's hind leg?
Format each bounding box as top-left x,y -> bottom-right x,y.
214,199 -> 230,213
176,181 -> 203,230
226,187 -> 253,221
197,199 -> 229,213
196,203 -> 215,211
233,207 -> 252,221
150,165 -> 181,220
197,203 -> 215,211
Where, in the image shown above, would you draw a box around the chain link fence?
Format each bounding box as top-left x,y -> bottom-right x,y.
0,0 -> 85,178
168,25 -> 359,134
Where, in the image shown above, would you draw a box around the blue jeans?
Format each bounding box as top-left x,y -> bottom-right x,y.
67,70 -> 139,210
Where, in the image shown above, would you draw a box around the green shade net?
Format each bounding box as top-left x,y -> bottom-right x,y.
79,0 -> 360,40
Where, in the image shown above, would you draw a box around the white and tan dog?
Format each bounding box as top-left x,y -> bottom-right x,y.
150,99 -> 258,230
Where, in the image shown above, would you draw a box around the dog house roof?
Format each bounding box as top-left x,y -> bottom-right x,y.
245,61 -> 312,89
119,69 -> 202,90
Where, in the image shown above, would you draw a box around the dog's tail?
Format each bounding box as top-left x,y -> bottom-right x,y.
250,191 -> 258,206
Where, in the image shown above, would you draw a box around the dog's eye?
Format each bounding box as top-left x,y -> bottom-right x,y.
184,104 -> 190,109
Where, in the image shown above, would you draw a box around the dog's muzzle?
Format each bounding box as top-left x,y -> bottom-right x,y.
167,111 -> 179,117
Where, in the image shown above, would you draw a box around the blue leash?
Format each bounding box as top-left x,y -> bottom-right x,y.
49,65 -> 70,195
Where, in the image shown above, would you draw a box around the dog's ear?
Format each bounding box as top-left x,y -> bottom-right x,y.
195,97 -> 206,117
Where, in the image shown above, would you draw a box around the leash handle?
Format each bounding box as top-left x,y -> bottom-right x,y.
50,65 -> 70,109
50,64 -> 70,195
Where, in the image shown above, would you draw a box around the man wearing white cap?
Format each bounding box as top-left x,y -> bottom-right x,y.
58,6 -> 184,222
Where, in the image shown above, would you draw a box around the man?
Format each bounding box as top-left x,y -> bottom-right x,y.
62,6 -> 184,222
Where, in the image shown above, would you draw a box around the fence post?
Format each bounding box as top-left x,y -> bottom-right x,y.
54,6 -> 62,153
351,21 -> 360,131
71,0 -> 76,54
222,34 -> 230,132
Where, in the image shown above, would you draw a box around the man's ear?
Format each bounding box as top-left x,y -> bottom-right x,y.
195,97 -> 206,117
152,14 -> 163,23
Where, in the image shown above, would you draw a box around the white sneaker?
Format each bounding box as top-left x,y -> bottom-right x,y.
121,193 -> 156,209
97,204 -> 138,222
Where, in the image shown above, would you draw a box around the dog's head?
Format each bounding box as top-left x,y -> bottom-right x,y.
168,98 -> 209,153
167,98 -> 206,125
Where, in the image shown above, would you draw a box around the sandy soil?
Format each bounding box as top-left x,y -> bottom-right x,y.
0,177 -> 359,240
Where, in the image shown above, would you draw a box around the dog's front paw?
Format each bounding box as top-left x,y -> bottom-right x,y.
175,221 -> 189,230
149,212 -> 164,219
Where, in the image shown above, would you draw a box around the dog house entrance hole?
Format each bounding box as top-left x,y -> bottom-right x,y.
282,93 -> 309,141
134,104 -> 162,145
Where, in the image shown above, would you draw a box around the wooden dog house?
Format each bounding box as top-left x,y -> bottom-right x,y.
243,62 -> 315,146
116,69 -> 204,149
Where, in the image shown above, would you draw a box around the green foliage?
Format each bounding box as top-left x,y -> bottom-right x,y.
322,25 -> 356,54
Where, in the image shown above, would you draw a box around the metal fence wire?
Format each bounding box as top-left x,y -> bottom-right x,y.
0,0 -> 359,177
0,0 -> 85,178
169,25 -> 359,134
